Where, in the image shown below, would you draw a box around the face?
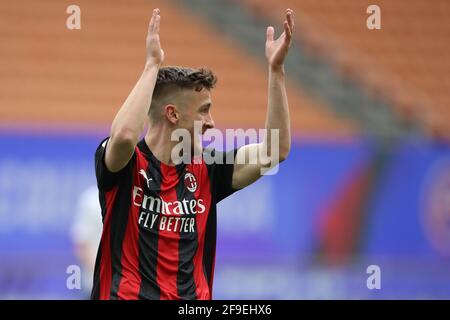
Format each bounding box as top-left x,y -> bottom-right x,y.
162,87 -> 214,154
178,87 -> 215,136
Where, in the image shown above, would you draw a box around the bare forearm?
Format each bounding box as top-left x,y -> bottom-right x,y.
231,9 -> 294,188
103,9 -> 163,173
264,66 -> 291,160
110,62 -> 159,143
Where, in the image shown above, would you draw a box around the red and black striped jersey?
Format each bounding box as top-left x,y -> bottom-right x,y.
90,137 -> 238,300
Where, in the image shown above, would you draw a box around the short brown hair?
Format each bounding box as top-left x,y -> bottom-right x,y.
148,66 -> 217,121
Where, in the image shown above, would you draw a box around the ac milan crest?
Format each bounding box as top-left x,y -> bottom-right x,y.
184,172 -> 198,193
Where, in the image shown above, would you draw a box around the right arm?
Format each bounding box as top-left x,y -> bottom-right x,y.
105,8 -> 164,172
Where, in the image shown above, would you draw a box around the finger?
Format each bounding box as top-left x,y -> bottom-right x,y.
284,21 -> 292,40
266,26 -> 274,42
148,15 -> 154,33
149,8 -> 159,33
286,9 -> 294,30
154,12 -> 161,34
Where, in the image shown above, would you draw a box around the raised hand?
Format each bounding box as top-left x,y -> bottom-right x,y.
265,9 -> 294,69
146,8 -> 164,66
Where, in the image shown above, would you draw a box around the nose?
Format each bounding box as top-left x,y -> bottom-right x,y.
204,113 -> 215,129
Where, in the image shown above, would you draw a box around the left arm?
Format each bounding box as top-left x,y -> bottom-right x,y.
232,9 -> 294,189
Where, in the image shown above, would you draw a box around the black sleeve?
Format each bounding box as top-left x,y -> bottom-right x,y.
206,148 -> 240,203
94,137 -> 135,191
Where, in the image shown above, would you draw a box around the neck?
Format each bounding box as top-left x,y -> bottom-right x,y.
144,123 -> 179,166
145,122 -> 204,166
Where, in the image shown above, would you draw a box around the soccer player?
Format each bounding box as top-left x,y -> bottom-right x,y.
91,8 -> 294,300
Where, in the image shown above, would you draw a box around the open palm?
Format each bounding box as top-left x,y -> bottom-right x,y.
146,9 -> 164,65
266,9 -> 294,68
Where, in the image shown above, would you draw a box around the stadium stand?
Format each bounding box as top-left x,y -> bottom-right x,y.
0,0 -> 359,137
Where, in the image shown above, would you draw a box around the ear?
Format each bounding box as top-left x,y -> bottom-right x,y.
164,104 -> 179,124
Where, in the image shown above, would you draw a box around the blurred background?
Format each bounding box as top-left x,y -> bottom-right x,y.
1,0 -> 450,299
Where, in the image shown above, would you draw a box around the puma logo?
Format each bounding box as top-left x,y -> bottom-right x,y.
139,169 -> 153,188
